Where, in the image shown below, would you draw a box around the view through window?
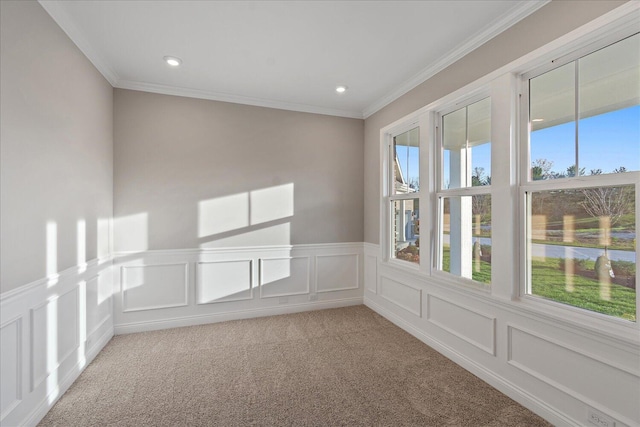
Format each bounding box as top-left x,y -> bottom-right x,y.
438,97 -> 492,285
391,127 -> 420,264
526,33 -> 638,321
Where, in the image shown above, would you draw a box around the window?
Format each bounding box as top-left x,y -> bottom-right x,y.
379,18 -> 638,328
389,127 -> 421,264
522,33 -> 639,321
437,97 -> 492,286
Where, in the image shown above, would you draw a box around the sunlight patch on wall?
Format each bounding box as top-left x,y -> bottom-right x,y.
97,274 -> 112,305
261,258 -> 291,285
45,298 -> 59,404
113,213 -> 148,252
77,280 -> 87,369
46,221 -> 58,285
250,183 -> 294,225
97,218 -> 110,259
200,222 -> 291,248
198,193 -> 249,237
77,219 -> 86,270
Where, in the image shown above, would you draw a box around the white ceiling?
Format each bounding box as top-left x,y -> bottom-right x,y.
40,0 -> 549,119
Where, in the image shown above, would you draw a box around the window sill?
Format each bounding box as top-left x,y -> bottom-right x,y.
514,295 -> 640,348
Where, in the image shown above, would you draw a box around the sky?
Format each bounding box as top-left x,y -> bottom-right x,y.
396,104 -> 639,189
531,105 -> 640,176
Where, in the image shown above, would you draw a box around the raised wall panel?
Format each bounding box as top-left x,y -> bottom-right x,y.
379,276 -> 421,316
427,295 -> 495,355
31,288 -> 79,391
121,264 -> 188,312
197,260 -> 253,304
0,317 -> 22,421
508,325 -> 640,422
86,275 -> 111,337
316,254 -> 359,293
364,255 -> 377,294
260,257 -> 309,298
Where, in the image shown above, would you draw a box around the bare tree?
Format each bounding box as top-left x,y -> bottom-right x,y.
580,185 -> 632,227
472,194 -> 491,223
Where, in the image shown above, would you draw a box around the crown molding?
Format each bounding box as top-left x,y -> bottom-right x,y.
361,0 -> 550,119
38,0 -> 362,119
38,0 -> 119,86
39,0 -> 549,120
116,80 -> 364,119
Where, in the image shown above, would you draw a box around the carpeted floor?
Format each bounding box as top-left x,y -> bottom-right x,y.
39,305 -> 550,426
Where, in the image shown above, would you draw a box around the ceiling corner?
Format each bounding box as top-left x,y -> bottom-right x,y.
38,0 -> 120,86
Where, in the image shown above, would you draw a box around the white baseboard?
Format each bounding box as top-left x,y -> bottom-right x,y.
364,297 -> 578,427
115,297 -> 363,334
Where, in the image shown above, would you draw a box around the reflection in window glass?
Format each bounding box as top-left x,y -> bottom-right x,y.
392,199 -> 420,264
442,98 -> 491,189
440,195 -> 491,284
530,33 -> 640,180
528,186 -> 636,321
393,128 -> 419,194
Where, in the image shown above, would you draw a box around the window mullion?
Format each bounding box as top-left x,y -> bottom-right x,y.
574,59 -> 580,176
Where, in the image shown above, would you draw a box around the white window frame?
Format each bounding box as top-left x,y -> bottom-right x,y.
517,28 -> 640,328
381,116 -> 431,273
434,92 -> 492,290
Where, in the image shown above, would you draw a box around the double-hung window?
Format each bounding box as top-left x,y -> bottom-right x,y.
388,126 -> 421,265
436,97 -> 492,287
521,33 -> 639,321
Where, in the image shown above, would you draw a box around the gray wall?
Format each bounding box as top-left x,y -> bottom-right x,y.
363,0 -> 627,244
113,89 -> 364,251
0,1 -> 114,293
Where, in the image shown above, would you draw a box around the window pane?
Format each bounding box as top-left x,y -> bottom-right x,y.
440,195 -> 491,284
530,62 -> 576,180
393,127 -> 419,194
578,33 -> 640,175
528,186 -> 636,321
468,98 -> 492,186
529,34 -> 640,180
443,98 -> 491,189
392,199 -> 420,264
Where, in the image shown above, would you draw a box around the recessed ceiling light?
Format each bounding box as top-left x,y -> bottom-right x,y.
336,85 -> 348,94
164,56 -> 182,67
531,118 -> 544,122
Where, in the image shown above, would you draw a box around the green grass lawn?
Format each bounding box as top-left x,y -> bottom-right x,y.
531,258 -> 636,321
442,246 -> 491,284
442,246 -> 636,321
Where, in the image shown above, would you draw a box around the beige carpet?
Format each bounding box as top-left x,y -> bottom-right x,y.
39,305 -> 550,426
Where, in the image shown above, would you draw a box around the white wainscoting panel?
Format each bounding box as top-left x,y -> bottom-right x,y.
197,260 -> 253,304
508,325 -> 639,425
316,254 -> 359,293
30,288 -> 79,391
364,255 -> 378,294
379,275 -> 422,316
121,263 -> 188,312
0,316 -> 22,421
259,257 -> 309,298
86,275 -> 112,337
427,294 -> 496,355
113,243 -> 363,334
0,258 -> 114,427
